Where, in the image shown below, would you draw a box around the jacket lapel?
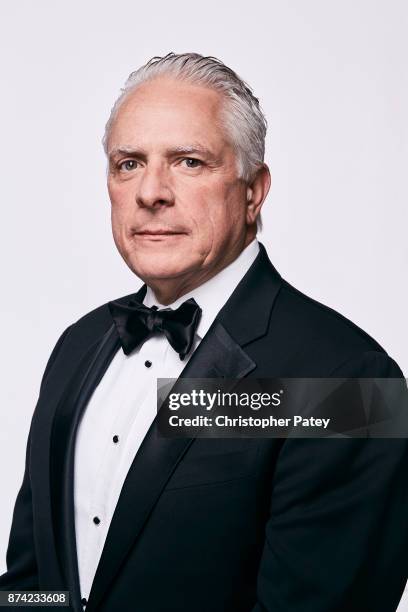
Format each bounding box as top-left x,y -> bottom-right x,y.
50,323 -> 121,612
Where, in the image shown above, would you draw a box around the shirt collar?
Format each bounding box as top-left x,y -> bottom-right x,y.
143,238 -> 260,340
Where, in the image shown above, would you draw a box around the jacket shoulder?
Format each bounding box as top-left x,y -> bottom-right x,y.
38,291 -> 138,393
67,290 -> 137,344
282,280 -> 384,347
270,278 -> 391,374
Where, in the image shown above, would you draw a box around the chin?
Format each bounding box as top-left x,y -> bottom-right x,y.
127,254 -> 197,282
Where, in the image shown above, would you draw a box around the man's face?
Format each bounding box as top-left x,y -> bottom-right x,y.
106,77 -> 257,292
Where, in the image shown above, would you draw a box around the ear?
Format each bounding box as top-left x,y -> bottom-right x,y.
245,164 -> 271,226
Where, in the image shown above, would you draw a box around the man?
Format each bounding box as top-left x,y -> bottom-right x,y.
1,52 -> 407,611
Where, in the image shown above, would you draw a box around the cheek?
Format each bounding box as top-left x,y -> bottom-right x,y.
109,200 -> 132,255
109,185 -> 133,228
204,184 -> 245,233
108,180 -> 133,211
110,205 -> 126,238
107,179 -> 120,205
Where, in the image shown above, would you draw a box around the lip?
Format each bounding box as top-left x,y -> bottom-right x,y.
136,230 -> 185,235
133,230 -> 187,241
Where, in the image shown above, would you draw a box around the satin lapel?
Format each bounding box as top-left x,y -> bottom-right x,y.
50,324 -> 121,612
86,321 -> 256,612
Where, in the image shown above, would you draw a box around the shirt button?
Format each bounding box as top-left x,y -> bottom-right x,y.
81,597 -> 87,606
113,434 -> 119,444
93,516 -> 101,525
144,360 -> 152,368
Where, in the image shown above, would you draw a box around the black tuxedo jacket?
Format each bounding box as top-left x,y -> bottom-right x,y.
1,242 -> 407,612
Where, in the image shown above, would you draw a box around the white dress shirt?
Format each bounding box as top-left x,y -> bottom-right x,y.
73,238 -> 260,603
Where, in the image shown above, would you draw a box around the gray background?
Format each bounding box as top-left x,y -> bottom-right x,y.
1,0 -> 407,606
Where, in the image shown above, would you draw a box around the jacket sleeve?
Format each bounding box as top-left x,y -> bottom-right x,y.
0,326 -> 72,589
251,351 -> 408,612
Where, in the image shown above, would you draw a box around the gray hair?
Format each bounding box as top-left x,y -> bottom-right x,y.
103,52 -> 267,231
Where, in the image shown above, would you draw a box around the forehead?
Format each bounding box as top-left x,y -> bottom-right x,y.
107,77 -> 230,152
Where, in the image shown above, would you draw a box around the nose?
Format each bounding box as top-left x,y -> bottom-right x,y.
136,163 -> 174,209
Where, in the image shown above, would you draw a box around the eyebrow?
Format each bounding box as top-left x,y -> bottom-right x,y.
108,144 -> 216,162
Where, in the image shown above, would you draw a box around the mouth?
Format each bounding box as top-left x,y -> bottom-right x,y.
133,229 -> 188,241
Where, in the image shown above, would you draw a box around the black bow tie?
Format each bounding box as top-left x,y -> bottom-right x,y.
108,296 -> 202,360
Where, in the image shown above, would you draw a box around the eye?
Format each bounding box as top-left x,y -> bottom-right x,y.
181,158 -> 203,169
118,159 -> 138,172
